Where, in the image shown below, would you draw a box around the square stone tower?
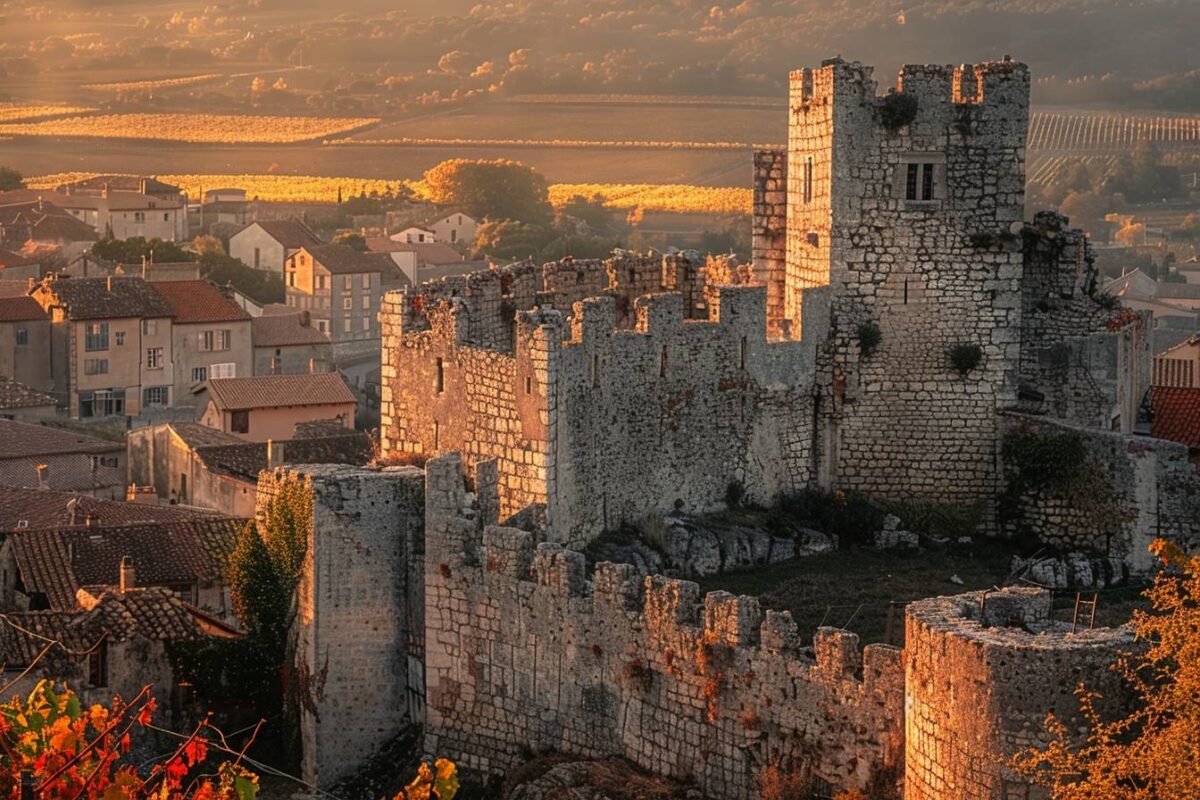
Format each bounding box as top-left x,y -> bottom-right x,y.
779,58 -> 1032,503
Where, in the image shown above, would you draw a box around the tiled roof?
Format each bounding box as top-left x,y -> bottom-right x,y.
251,312 -> 329,347
1152,386 -> 1200,449
0,588 -> 223,667
0,380 -> 54,410
0,247 -> 37,269
365,238 -> 464,266
151,280 -> 251,324
303,244 -> 392,275
0,280 -> 33,298
0,296 -> 48,322
55,176 -> 183,197
0,454 -> 122,493
10,518 -> 244,611
0,200 -> 98,245
197,430 -> 373,482
168,422 -> 244,450
0,485 -> 210,531
33,275 -> 175,320
247,219 -> 322,249
204,372 -> 356,411
0,419 -> 120,459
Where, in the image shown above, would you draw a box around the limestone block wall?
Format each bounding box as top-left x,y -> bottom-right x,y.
753,149 -> 788,338
423,454 -> 905,799
548,286 -> 815,543
789,59 -> 1032,505
904,588 -> 1134,800
998,412 -> 1200,571
257,464 -> 426,789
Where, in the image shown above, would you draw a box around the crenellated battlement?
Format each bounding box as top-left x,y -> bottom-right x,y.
790,57 -> 1029,112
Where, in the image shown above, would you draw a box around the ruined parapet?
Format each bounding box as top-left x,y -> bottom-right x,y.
423,482 -> 905,797
753,149 -> 788,338
904,587 -> 1133,800
257,463 -> 426,789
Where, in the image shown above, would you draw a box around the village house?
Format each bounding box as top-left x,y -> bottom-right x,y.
195,372 -> 357,442
1154,333 -> 1200,387
30,275 -> 176,418
365,238 -> 481,285
0,247 -> 42,280
0,585 -> 237,712
0,198 -> 98,261
1,186 -> 186,242
250,310 -> 333,375
127,419 -> 373,517
229,218 -> 322,274
389,210 -> 477,247
150,280 -> 253,408
0,295 -> 52,393
1150,385 -> 1200,464
283,243 -> 395,347
0,380 -> 57,423
197,188 -> 252,233
0,418 -> 125,497
0,515 -> 242,617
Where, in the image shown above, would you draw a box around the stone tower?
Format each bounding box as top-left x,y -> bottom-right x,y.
770,57 -> 1032,503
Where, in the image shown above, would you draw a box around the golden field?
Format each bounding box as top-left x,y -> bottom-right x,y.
0,113 -> 379,144
28,173 -> 751,215
334,136 -> 771,151
83,74 -> 223,92
0,103 -> 96,123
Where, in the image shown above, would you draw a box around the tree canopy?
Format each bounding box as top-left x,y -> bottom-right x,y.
420,159 -> 552,225
0,166 -> 23,191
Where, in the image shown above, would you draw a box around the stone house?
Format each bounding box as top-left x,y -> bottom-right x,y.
284,244 -> 395,346
0,585 -> 237,711
127,420 -> 373,517
150,280 -> 253,408
390,211 -> 477,247
1,187 -> 186,242
0,295 -> 52,393
0,199 -> 98,262
365,238 -> 475,285
229,218 -> 322,274
1154,333 -> 1200,387
0,418 -> 124,497
196,373 -> 356,442
30,275 -> 177,418
250,311 -> 334,376
0,515 -> 242,619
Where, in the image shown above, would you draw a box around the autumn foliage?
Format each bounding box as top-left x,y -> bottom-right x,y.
0,681 -> 258,799
1014,539 -> 1200,800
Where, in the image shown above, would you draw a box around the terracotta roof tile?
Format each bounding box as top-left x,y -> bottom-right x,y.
0,380 -> 54,410
251,312 -> 329,347
0,296 -> 48,322
151,280 -> 251,324
32,275 -> 174,320
0,419 -> 120,459
204,373 -> 356,411
247,219 -> 322,249
0,485 -> 210,531
1152,386 -> 1200,449
303,244 -> 393,275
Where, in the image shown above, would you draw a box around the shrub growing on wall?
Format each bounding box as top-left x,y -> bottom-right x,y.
948,343 -> 984,375
878,91 -> 918,131
857,321 -> 882,357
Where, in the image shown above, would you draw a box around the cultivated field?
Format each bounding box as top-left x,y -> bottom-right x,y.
0,103 -> 96,123
1029,108 -> 1200,151
0,113 -> 380,144
82,74 -> 225,93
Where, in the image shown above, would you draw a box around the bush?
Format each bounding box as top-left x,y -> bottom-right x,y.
857,321 -> 882,357
879,91 -> 919,131
948,343 -> 984,375
776,488 -> 885,547
724,479 -> 746,509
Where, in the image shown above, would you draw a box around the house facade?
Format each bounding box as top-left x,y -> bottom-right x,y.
197,373 -> 357,442
0,296 -> 52,393
1154,334 -> 1200,388
229,219 -> 322,274
284,244 -> 393,346
6,187 -> 188,242
150,280 -> 253,409
250,311 -> 334,375
31,275 -> 176,418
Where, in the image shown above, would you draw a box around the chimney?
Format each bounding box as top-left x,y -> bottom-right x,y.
67,496 -> 80,525
300,310 -> 311,327
267,439 -> 285,469
119,556 -> 135,594
84,513 -> 96,527
35,463 -> 49,491
106,275 -> 113,293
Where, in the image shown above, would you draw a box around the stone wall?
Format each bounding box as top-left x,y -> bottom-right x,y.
998,412 -> 1200,571
752,149 -> 788,338
904,588 -> 1134,800
423,454 -> 905,799
258,464 -> 426,789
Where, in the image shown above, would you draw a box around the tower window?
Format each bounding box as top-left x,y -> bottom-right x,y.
904,160 -> 939,201
804,157 -> 814,204
922,163 -> 935,200
906,164 -> 919,200
435,358 -> 445,393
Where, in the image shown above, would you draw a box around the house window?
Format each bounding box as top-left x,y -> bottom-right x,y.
341,318 -> 350,333
362,274 -> 371,289
362,316 -> 370,331
318,320 -> 327,333
81,389 -> 124,417
115,331 -> 125,346
143,386 -> 168,406
210,362 -> 236,379
218,330 -> 230,351
88,642 -> 109,687
146,347 -> 163,369
316,275 -> 326,290
361,295 -> 370,310
192,366 -> 207,382
134,212 -> 145,223
254,248 -> 261,268
99,455 -> 119,468
287,271 -> 296,288
163,213 -> 170,222
85,322 -> 109,351
15,328 -> 27,346
271,356 -> 281,374
84,358 -> 108,375
142,319 -> 158,336
451,229 -> 457,243
343,297 -> 353,311
231,410 -> 250,433
343,275 -> 352,291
